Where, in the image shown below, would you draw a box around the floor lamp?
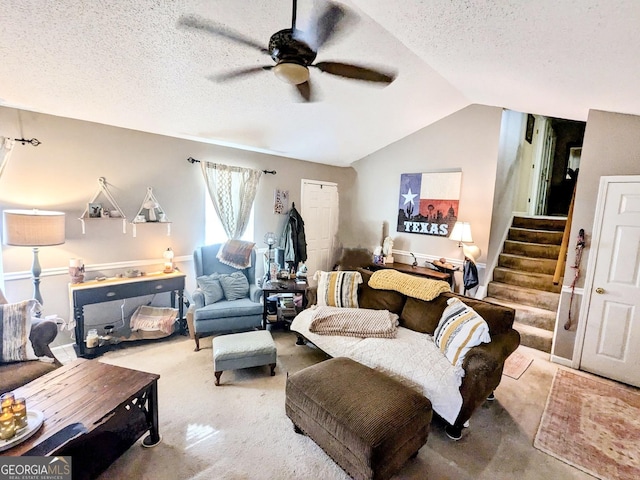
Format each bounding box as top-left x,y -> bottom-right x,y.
3,209 -> 66,305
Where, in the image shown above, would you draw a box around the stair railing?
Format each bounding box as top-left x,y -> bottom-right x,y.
553,183 -> 577,285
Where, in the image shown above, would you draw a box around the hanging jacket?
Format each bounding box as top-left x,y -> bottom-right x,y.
283,204 -> 307,268
463,258 -> 479,293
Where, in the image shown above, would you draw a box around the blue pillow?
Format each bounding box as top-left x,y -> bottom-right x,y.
218,272 -> 250,301
196,274 -> 225,305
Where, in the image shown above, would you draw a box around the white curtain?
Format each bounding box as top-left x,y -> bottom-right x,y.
0,137 -> 15,290
0,137 -> 15,181
200,162 -> 262,239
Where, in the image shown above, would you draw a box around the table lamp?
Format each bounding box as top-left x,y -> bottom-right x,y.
3,209 -> 66,305
449,221 -> 480,263
264,232 -> 277,281
163,247 -> 174,273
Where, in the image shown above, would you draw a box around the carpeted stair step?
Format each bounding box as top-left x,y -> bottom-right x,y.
503,240 -> 561,260
513,321 -> 553,353
484,297 -> 556,331
493,267 -> 562,293
511,216 -> 567,232
487,282 -> 560,311
498,253 -> 557,275
508,227 -> 564,245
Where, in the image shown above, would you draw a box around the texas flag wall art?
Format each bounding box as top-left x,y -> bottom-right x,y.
397,171 -> 462,237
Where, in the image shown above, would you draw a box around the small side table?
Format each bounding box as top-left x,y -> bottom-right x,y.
261,279 -> 308,329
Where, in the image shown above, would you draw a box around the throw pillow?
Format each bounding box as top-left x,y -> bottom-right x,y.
218,272 -> 250,301
196,274 -> 225,305
0,299 -> 40,363
314,270 -> 362,308
434,297 -> 491,368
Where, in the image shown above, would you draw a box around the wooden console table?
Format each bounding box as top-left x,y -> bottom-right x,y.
69,271 -> 186,357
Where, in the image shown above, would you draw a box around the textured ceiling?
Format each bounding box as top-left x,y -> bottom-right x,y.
2,1 -> 639,166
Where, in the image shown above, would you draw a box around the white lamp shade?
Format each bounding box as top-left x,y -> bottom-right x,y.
3,209 -> 66,246
449,221 -> 473,243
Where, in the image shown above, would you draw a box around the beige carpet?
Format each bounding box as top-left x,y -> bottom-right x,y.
534,369 -> 640,480
94,336 -> 594,480
503,351 -> 533,380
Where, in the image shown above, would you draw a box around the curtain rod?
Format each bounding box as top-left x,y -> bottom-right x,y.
187,157 -> 276,175
13,137 -> 41,146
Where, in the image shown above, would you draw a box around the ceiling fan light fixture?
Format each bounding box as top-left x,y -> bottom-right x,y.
273,62 -> 309,85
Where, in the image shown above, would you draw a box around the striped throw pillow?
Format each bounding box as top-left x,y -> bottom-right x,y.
434,297 -> 491,368
314,271 -> 363,308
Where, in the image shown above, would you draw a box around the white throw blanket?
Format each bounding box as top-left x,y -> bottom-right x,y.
291,308 -> 464,425
309,306 -> 398,338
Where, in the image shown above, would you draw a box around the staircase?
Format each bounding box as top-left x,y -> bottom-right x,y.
485,216 -> 567,353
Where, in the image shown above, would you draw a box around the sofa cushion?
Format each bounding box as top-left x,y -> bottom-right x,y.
194,297 -> 263,321
400,292 -> 515,335
196,274 -> 225,304
357,268 -> 406,315
315,271 -> 362,308
0,359 -> 58,394
0,300 -> 40,363
434,297 -> 491,368
219,272 -> 250,301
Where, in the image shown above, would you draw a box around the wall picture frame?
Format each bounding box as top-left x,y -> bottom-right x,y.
88,202 -> 103,218
273,189 -> 289,214
397,170 -> 462,237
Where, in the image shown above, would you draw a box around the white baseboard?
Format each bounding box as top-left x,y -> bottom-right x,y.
550,354 -> 573,367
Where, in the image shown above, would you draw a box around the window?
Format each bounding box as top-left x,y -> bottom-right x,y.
204,199 -> 254,245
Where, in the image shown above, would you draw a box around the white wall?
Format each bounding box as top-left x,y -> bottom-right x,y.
552,109 -> 640,361
347,104 -> 504,291
0,107 -> 355,345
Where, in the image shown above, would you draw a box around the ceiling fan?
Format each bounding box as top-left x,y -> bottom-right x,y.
178,0 -> 396,102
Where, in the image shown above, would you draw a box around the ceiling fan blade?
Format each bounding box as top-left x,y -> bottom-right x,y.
295,81 -> 314,102
295,2 -> 347,51
178,15 -> 269,54
209,66 -> 273,83
312,61 -> 396,84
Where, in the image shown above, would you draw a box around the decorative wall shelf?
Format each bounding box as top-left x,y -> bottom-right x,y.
131,187 -> 171,238
79,177 -> 127,234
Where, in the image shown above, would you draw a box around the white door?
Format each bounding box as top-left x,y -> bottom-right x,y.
301,180 -> 339,278
579,176 -> 640,387
535,119 -> 556,215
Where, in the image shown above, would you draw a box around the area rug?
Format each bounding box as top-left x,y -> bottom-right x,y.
534,369 -> 640,480
502,350 -> 533,379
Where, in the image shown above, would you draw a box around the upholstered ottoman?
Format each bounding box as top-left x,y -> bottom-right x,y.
212,330 -> 277,386
285,357 -> 432,480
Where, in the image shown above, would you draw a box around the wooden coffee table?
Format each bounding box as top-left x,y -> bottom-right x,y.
2,359 -> 160,478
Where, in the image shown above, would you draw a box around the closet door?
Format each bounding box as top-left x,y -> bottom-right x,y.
301,180 -> 339,277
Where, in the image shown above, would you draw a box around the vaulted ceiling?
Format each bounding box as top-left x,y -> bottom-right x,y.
2,1 -> 639,166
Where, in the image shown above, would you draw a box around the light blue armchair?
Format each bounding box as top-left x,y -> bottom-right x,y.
191,244 -> 263,351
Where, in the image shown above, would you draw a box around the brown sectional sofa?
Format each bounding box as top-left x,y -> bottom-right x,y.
0,289 -> 61,394
298,268 -> 520,439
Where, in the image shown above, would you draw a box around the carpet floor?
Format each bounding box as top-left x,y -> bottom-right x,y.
95,331 -> 596,479
534,369 -> 640,480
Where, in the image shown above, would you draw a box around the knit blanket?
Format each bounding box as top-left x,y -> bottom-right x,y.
216,239 -> 256,269
309,306 -> 398,338
369,269 -> 450,301
130,306 -> 178,335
